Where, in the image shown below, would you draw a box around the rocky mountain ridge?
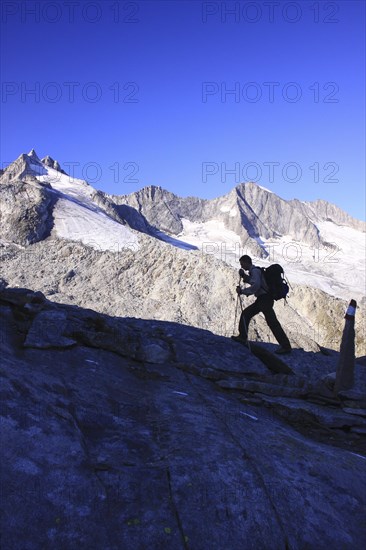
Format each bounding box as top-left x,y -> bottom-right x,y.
3,151 -> 364,250
291,198 -> 366,232
109,182 -> 365,251
109,183 -> 322,257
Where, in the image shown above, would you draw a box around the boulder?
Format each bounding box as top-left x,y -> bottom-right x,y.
24,310 -> 77,349
0,180 -> 55,245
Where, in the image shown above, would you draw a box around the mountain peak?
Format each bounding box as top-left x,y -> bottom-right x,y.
0,151 -> 48,184
234,181 -> 274,195
41,155 -> 67,175
27,149 -> 41,163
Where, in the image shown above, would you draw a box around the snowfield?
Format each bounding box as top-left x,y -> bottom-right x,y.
35,166 -> 139,252
52,197 -> 139,253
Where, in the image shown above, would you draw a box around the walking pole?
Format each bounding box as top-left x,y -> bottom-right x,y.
233,274 -> 243,334
233,293 -> 240,335
236,275 -> 251,352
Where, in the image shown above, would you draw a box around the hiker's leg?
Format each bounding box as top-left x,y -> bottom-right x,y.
239,300 -> 261,340
261,297 -> 291,349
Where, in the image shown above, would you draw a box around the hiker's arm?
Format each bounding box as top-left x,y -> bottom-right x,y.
242,273 -> 251,283
239,269 -> 250,283
242,268 -> 262,296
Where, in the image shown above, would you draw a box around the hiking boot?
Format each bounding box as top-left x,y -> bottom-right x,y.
275,347 -> 292,355
231,335 -> 248,346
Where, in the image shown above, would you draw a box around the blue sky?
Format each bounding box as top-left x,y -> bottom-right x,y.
1,0 -> 365,219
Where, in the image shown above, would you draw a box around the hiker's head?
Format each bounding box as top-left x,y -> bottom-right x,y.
239,255 -> 252,271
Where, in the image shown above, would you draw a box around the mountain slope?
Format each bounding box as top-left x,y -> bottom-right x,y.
1,285 -> 366,549
1,150 -> 365,356
291,198 -> 366,232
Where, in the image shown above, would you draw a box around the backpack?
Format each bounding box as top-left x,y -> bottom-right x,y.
260,264 -> 289,301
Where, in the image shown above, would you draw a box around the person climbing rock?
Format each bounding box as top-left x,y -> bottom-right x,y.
231,255 -> 292,354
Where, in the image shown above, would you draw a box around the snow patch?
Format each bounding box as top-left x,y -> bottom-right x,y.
36,166 -> 94,202
176,218 -> 242,252
220,205 -> 237,217
33,163 -> 139,252
258,184 -> 273,194
220,205 -> 238,218
52,198 -> 139,252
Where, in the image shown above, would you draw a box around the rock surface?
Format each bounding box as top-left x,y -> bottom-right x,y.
292,198 -> 366,233
1,286 -> 366,549
41,155 -> 67,175
0,179 -> 55,245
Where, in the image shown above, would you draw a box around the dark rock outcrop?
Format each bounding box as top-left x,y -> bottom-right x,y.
1,286 -> 366,549
0,179 -> 56,245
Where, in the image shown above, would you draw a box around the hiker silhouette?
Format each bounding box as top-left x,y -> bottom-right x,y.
232,255 -> 292,355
